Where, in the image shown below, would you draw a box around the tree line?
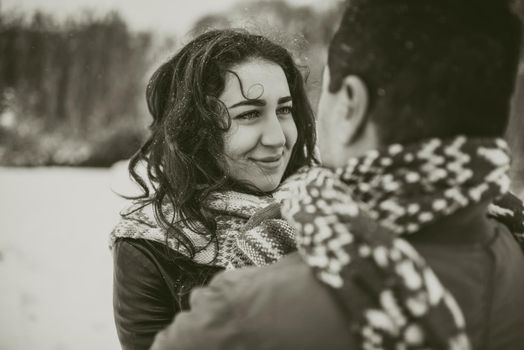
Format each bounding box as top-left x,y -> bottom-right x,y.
0,10 -> 153,166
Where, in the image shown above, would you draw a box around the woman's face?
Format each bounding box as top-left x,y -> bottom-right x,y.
219,58 -> 298,192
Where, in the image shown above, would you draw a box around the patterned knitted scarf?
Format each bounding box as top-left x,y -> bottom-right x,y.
110,138 -> 523,274
110,190 -> 296,269
280,136 -> 520,350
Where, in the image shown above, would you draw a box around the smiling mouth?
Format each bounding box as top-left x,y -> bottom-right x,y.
250,154 -> 284,169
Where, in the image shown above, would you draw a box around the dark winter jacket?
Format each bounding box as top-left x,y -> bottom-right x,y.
112,238 -> 222,350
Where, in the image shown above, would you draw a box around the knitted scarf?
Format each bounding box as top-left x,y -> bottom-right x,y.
110,139 -> 523,275
110,190 -> 296,269
280,136 -> 520,350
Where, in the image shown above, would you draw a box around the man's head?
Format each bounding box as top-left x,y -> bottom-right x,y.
318,0 -> 522,167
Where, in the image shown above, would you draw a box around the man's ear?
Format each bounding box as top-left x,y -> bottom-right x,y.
337,75 -> 368,145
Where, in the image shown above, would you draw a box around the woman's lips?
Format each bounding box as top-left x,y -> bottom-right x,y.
250,154 -> 284,170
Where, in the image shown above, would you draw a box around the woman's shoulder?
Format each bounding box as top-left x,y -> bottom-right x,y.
110,201 -> 223,290
114,238 -> 222,288
109,200 -> 172,251
113,238 -> 196,276
113,238 -> 170,268
112,238 -> 176,289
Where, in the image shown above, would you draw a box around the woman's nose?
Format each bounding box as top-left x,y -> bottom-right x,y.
260,114 -> 286,147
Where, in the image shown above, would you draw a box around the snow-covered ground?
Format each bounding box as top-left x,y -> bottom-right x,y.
0,164 -> 137,350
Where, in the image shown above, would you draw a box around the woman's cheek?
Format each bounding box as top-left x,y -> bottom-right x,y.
283,118 -> 298,149
224,124 -> 259,159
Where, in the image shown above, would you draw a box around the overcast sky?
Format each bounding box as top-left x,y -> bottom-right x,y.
2,0 -> 332,35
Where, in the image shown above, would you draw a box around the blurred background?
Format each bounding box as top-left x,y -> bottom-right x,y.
0,0 -> 523,349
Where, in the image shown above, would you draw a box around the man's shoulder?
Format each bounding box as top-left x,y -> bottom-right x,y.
201,252 -> 354,349
210,252 -> 311,293
203,251 -> 334,324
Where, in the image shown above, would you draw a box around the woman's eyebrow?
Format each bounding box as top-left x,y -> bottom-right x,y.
228,96 -> 292,109
278,96 -> 292,104
228,99 -> 265,108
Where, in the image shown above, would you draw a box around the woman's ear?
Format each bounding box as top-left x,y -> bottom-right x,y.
339,75 -> 368,145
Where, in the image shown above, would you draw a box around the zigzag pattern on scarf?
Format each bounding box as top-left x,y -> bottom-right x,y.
281,136 -> 516,350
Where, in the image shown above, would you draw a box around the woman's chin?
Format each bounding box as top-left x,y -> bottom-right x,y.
254,177 -> 281,193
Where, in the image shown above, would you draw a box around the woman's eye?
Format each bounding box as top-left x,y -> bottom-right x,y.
277,106 -> 293,117
235,111 -> 260,121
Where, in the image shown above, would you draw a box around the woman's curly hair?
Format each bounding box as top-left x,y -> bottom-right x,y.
128,29 -> 317,259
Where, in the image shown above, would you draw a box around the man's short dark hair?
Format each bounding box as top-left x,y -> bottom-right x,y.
328,0 -> 522,145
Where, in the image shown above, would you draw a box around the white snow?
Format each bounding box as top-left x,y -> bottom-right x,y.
0,164 -> 137,350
